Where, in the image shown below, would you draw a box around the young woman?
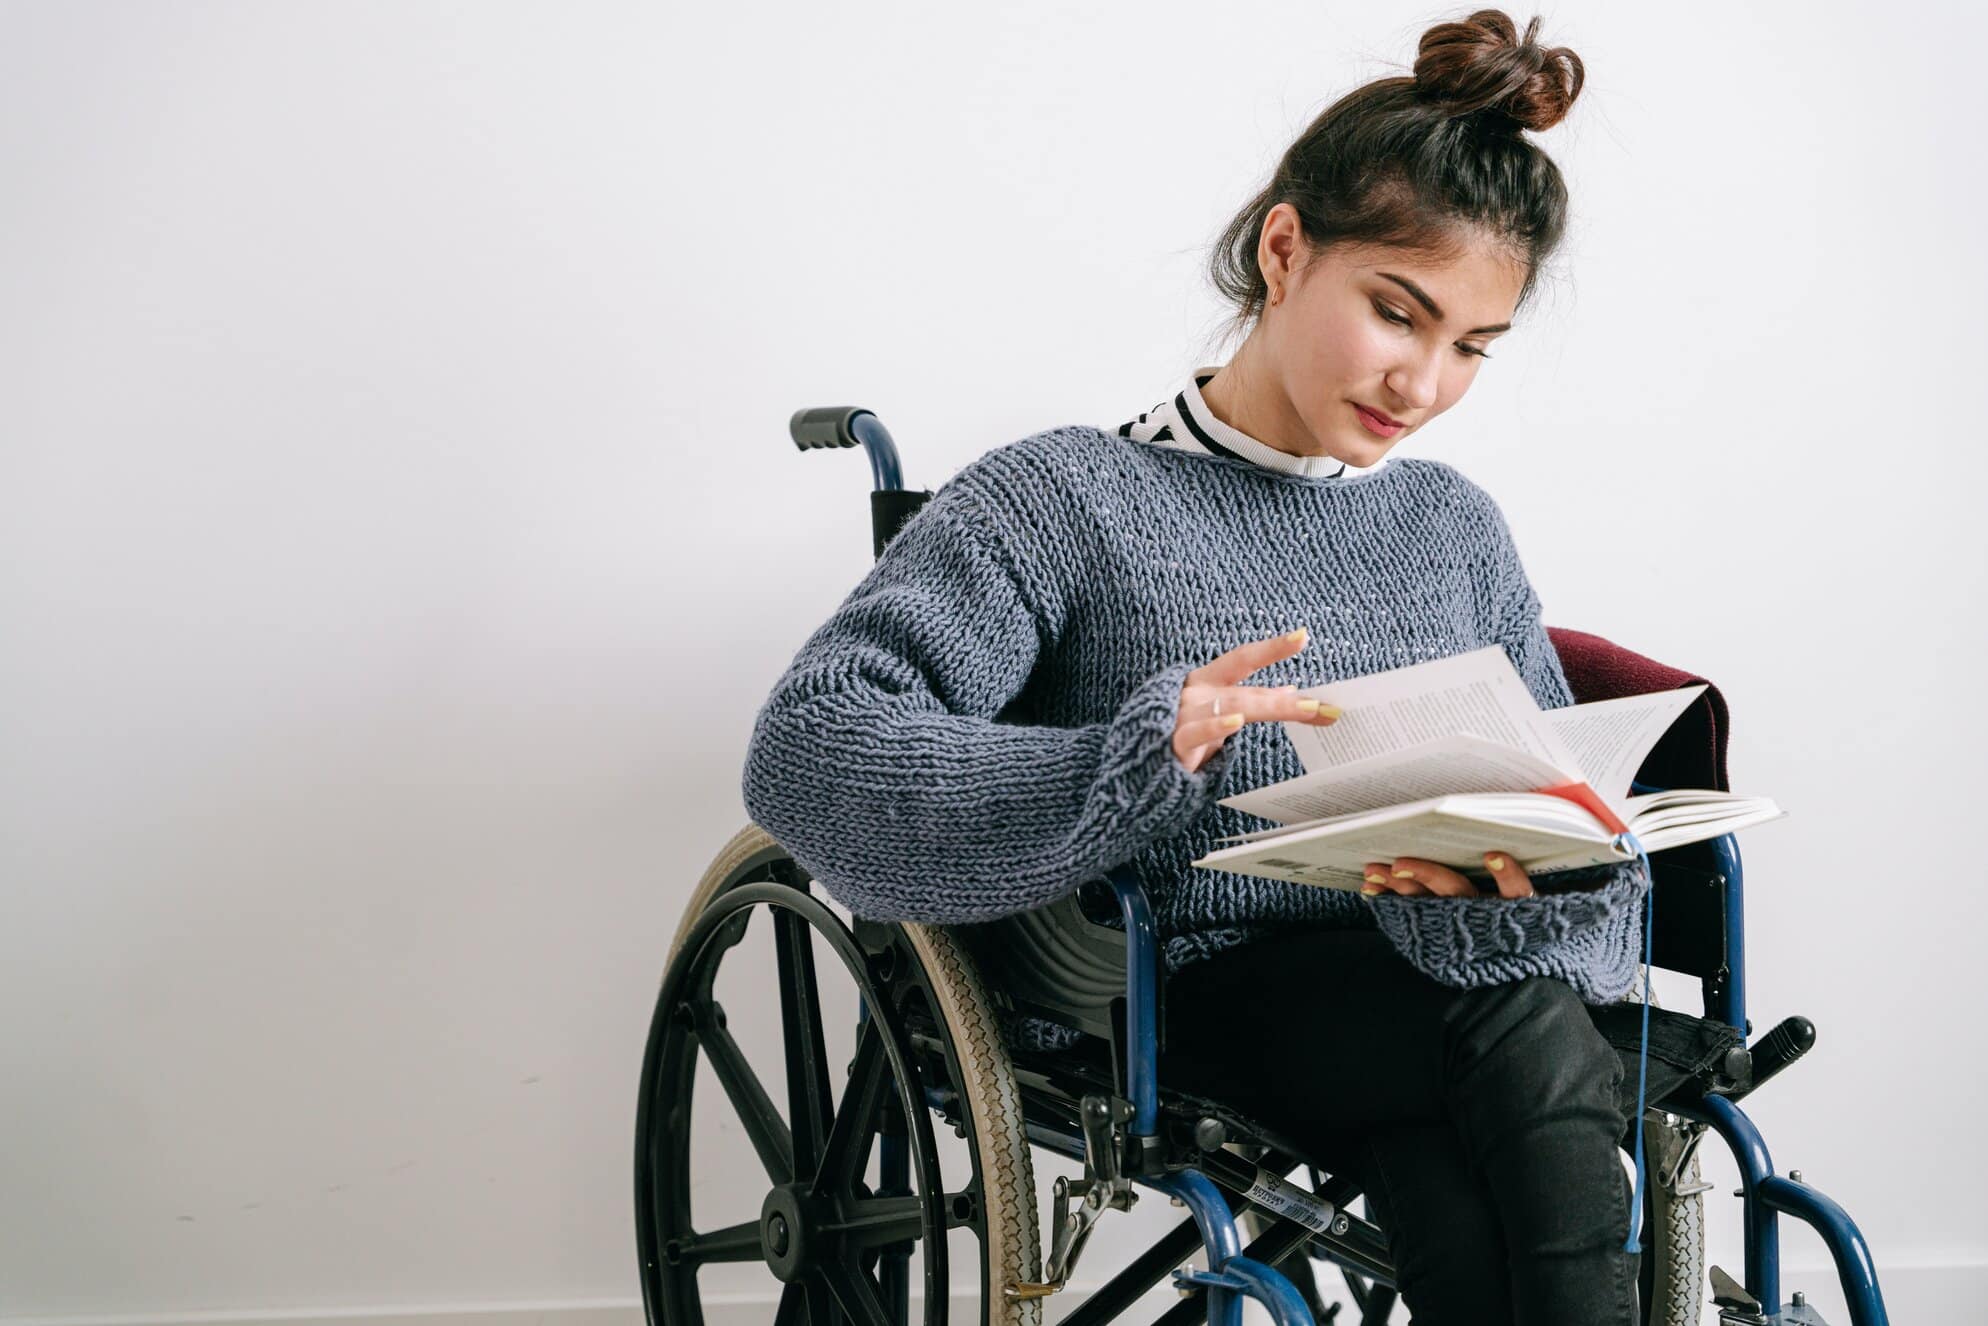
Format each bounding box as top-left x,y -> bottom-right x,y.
743,10 -> 1646,1323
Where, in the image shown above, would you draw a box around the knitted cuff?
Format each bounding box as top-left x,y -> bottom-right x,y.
1364,855 -> 1651,1004
1089,658 -> 1231,839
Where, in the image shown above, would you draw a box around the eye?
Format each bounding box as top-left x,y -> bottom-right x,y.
1373,300 -> 1412,328
1373,300 -> 1494,360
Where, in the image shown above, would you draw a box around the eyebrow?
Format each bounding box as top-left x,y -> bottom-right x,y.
1376,272 -> 1512,335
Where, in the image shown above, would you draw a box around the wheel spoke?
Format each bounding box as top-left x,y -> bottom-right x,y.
824,1193 -> 928,1250
820,1259 -> 894,1326
695,1006 -> 795,1183
801,1274 -> 838,1325
774,907 -> 836,1181
816,1015 -> 889,1194
773,1281 -> 807,1326
675,1218 -> 762,1265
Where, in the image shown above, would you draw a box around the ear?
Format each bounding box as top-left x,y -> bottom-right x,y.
1256,202 -> 1305,291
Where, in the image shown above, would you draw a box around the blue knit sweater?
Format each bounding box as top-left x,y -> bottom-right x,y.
740,423 -> 1650,1049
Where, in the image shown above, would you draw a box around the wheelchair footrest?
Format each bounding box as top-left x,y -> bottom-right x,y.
1710,1264 -> 1836,1325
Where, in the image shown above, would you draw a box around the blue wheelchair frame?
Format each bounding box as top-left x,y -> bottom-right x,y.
792,405 -> 1892,1326
1090,844 -> 1889,1326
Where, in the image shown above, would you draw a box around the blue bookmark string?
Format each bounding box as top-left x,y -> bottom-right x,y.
1614,829 -> 1656,1253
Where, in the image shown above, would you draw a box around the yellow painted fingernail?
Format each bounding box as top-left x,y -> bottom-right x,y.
1221,713 -> 1244,727
1364,873 -> 1386,885
1360,885 -> 1384,896
1392,869 -> 1415,878
1296,698 -> 1320,713
1285,626 -> 1308,643
1315,704 -> 1343,719
1486,855 -> 1505,870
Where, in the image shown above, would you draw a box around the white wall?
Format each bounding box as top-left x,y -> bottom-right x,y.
2,1 -> 1981,1322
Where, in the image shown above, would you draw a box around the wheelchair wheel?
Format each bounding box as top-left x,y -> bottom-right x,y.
1640,1110 -> 1706,1326
636,823 -> 1043,1326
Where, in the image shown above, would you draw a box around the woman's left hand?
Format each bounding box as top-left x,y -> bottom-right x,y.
1361,851 -> 1535,899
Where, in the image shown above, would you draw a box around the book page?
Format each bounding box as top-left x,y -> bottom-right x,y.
1215,790 -> 1597,844
1634,802 -> 1786,853
1192,801 -> 1632,890
1539,685 -> 1708,804
1281,645 -> 1581,778
1218,733 -> 1572,825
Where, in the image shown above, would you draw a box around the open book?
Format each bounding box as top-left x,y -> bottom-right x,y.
1189,646 -> 1785,892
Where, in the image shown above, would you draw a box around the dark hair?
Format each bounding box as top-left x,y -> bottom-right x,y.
1208,9 -> 1585,347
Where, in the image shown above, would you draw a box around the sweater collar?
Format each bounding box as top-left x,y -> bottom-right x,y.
1117,364 -> 1388,480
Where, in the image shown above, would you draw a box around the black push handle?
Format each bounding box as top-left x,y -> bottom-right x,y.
785,404 -> 928,560
1747,1014 -> 1816,1094
788,406 -> 870,453
787,404 -> 904,494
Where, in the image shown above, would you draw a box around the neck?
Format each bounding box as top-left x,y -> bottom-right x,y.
1199,338 -> 1355,467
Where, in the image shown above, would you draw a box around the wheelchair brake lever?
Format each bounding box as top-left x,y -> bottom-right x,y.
1709,1264 -> 1767,1323
1077,1093 -> 1138,1201
1036,1174 -> 1107,1290
1008,1095 -> 1138,1300
1658,1117 -> 1715,1198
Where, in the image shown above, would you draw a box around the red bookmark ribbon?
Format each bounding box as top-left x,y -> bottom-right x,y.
1531,781 -> 1631,837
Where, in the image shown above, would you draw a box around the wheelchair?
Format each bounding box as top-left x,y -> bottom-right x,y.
635,407 -> 1894,1326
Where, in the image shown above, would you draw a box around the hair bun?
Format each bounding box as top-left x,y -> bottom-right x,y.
1413,8 -> 1584,134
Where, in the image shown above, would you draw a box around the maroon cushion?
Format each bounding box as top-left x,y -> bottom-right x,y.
1545,626 -> 1730,793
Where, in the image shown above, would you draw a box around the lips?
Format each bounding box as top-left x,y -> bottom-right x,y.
1355,404 -> 1404,428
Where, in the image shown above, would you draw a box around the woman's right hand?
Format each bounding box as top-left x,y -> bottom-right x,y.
1172,626 -> 1343,774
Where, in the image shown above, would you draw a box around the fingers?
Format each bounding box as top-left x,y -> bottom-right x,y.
1387,857 -> 1479,898
1173,709 -> 1246,769
1362,862 -> 1430,896
1183,681 -> 1342,729
1361,854 -> 1538,899
1172,681 -> 1250,771
1481,850 -> 1536,898
1191,625 -> 1311,688
1171,629 -> 1343,774
1172,677 -> 1344,771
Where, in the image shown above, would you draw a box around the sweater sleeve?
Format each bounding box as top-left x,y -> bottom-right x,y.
740,480 -> 1232,925
1362,483 -> 1650,1004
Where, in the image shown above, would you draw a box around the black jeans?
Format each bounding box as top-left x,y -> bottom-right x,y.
1158,925 -> 1639,1326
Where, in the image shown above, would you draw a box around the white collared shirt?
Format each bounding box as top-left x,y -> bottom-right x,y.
1116,363 -> 1387,480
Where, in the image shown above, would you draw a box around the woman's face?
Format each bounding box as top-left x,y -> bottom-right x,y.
1250,206 -> 1529,466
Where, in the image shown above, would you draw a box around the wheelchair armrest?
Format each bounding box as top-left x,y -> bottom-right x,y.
946,867 -> 1166,1132
1098,865 -> 1162,1137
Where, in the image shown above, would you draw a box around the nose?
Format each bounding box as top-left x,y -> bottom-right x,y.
1384,347 -> 1443,415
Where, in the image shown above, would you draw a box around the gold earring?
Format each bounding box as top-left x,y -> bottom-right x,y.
1270,287 -> 1283,307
